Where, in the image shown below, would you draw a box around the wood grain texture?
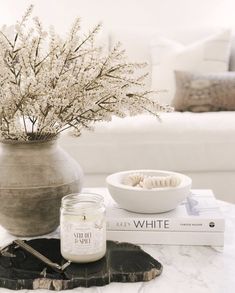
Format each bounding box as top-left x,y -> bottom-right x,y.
0,238 -> 163,290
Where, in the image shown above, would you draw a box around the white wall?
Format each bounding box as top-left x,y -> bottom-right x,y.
1,0 -> 235,34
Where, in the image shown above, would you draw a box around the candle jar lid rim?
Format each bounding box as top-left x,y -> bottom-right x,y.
61,192 -> 105,212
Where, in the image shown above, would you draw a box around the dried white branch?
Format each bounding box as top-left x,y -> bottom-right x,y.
0,6 -> 173,141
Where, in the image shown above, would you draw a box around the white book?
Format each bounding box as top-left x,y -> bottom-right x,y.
105,189 -> 225,232
107,230 -> 224,246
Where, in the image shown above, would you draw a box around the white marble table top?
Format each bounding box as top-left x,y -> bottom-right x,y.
0,189 -> 234,293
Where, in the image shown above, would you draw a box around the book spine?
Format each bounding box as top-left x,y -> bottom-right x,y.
107,230 -> 224,246
106,217 -> 225,232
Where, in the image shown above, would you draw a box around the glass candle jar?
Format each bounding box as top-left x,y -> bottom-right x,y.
60,192 -> 106,263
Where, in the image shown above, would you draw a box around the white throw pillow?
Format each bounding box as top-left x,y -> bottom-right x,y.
151,30 -> 232,105
109,29 -> 156,90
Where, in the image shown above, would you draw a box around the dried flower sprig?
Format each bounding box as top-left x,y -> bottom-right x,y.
0,5 -> 173,141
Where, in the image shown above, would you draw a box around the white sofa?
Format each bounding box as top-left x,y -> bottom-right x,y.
60,28 -> 235,203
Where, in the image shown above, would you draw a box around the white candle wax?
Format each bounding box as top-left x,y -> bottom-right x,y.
60,194 -> 106,263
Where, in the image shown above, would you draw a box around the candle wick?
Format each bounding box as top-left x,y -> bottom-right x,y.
82,215 -> 86,220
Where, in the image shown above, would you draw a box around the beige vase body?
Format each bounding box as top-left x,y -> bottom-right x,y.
0,139 -> 83,236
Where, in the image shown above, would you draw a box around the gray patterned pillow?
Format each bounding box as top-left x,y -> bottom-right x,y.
172,71 -> 235,112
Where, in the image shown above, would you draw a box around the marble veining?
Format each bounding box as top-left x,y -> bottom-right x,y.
0,199 -> 234,293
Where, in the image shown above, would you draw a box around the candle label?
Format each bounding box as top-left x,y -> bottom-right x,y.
61,219 -> 106,255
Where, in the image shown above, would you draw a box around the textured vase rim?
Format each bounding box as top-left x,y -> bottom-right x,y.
0,133 -> 59,145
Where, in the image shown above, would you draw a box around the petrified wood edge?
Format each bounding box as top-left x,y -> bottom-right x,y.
0,239 -> 163,290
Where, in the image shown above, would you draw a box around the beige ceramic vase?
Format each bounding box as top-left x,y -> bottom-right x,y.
0,138 -> 83,236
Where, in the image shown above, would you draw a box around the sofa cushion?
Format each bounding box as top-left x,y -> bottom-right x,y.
172,71 -> 235,112
60,112 -> 235,174
150,30 -> 232,105
109,28 -> 155,90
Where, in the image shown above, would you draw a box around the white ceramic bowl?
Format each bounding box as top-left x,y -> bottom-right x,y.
106,170 -> 192,213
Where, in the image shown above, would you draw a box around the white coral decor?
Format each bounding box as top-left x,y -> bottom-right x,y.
0,5 -> 172,141
123,173 -> 181,189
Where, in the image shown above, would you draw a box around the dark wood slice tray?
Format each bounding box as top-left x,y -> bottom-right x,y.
0,238 -> 162,290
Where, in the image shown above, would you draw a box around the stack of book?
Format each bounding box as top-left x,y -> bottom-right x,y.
105,189 -> 225,246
